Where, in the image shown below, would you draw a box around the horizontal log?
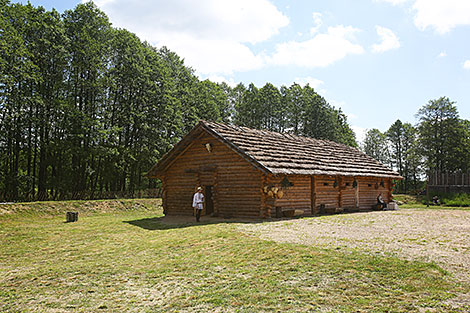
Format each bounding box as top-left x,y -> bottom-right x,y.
218,209 -> 261,214
275,200 -> 311,205
218,203 -> 261,207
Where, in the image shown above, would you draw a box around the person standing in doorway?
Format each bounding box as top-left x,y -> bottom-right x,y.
193,186 -> 204,222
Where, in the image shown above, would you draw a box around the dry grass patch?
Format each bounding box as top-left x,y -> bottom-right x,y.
0,198 -> 161,216
240,209 -> 470,309
240,210 -> 470,280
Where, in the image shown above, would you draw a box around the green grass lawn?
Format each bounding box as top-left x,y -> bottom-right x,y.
0,200 -> 468,312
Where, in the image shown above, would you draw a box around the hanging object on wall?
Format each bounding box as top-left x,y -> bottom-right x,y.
205,143 -> 212,153
380,179 -> 385,187
353,179 -> 358,188
374,182 -> 379,189
280,176 -> 293,188
333,177 -> 338,188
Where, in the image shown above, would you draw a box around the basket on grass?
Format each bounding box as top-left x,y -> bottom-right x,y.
66,212 -> 78,222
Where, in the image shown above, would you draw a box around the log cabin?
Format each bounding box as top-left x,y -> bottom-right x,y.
147,121 -> 402,218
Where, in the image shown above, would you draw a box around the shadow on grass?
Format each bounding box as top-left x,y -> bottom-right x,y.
123,210 -> 376,230
123,215 -> 261,230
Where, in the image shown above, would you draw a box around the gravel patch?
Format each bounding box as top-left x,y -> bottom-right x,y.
238,209 -> 470,283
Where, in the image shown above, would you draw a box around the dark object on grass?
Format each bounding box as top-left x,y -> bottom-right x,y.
66,212 -> 78,222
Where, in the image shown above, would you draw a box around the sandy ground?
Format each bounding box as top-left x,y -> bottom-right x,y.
237,209 -> 470,284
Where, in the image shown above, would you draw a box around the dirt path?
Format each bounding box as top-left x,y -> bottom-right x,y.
238,209 -> 470,283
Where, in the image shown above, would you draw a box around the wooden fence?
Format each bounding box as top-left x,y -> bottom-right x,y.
427,171 -> 470,193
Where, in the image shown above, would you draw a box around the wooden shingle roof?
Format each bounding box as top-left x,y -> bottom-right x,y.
149,120 -> 401,179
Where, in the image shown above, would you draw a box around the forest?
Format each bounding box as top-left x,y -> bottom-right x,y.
1,1 -> 470,201
0,1 -> 355,201
363,97 -> 470,194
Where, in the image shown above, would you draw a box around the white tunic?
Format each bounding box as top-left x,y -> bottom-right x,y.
192,192 -> 204,210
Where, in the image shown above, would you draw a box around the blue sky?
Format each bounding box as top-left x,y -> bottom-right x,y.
14,0 -> 470,142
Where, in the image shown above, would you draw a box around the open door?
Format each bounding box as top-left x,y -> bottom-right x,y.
204,185 -> 214,216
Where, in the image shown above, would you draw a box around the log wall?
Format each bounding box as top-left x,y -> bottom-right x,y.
357,177 -> 391,210
340,177 -> 356,208
164,132 -> 262,218
271,175 -> 311,215
315,176 -> 338,212
265,175 -> 394,215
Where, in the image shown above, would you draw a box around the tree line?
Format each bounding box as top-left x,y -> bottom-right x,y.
362,97 -> 470,193
0,1 -> 356,201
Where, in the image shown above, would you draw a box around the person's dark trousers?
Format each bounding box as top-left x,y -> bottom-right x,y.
196,209 -> 202,222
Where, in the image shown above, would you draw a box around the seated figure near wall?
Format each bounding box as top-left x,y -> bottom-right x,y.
377,193 -> 386,209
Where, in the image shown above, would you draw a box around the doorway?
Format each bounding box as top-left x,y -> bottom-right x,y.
204,185 -> 214,215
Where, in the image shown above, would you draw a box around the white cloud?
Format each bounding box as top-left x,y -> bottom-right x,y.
163,37 -> 266,75
89,0 -> 289,75
269,25 -> 364,68
464,60 -> 470,70
371,26 -> 400,53
89,1 -> 366,75
310,12 -> 323,35
438,51 -> 447,58
374,0 -> 409,5
206,75 -> 238,87
377,0 -> 470,34
412,0 -> 470,34
351,125 -> 367,143
294,76 -> 324,89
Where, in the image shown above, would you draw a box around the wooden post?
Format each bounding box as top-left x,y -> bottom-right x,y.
388,178 -> 393,202
261,174 -> 267,218
338,176 -> 343,208
311,176 -> 317,214
213,170 -> 218,216
354,177 -> 360,209
161,175 -> 167,215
